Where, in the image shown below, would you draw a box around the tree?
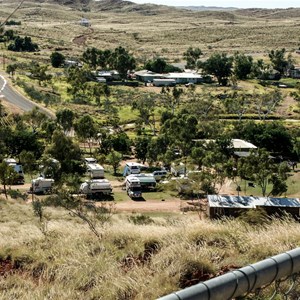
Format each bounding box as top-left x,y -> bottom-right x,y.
254,89 -> 282,121
0,161 -> 17,199
30,64 -> 52,86
111,46 -> 136,79
23,107 -> 48,131
106,150 -> 122,175
6,63 -> 17,77
202,53 -> 233,86
46,129 -> 84,177
4,128 -> 44,159
110,133 -> 131,154
183,47 -> 203,69
50,51 -> 65,68
7,35 -> 38,52
224,91 -> 250,122
268,48 -> 289,75
236,121 -> 293,157
233,53 -> 253,80
19,150 -> 37,179
56,109 -> 75,133
74,115 -> 97,154
241,149 -> 290,197
145,57 -> 167,73
135,136 -> 151,164
132,94 -> 157,135
82,47 -> 99,69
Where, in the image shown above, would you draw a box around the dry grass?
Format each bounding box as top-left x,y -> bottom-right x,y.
1,197 -> 300,299
1,1 -> 300,63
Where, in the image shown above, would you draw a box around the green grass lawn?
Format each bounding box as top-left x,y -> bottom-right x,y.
232,171 -> 300,198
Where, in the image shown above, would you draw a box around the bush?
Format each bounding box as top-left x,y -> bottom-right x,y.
7,189 -> 28,201
128,214 -> 154,225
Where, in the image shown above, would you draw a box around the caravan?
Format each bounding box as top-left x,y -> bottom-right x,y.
31,177 -> 54,194
123,162 -> 147,176
3,158 -> 25,184
79,179 -> 112,199
86,163 -> 105,179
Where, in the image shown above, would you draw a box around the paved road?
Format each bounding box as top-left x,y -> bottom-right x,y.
0,74 -> 55,118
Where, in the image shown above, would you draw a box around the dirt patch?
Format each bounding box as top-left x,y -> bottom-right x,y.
72,27 -> 94,47
114,199 -> 186,213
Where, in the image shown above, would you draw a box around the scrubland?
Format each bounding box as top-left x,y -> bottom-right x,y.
1,197 -> 300,299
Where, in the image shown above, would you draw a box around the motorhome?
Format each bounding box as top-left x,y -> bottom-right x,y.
31,177 -> 54,194
86,163 -> 105,179
125,176 -> 142,199
3,158 -> 25,184
79,179 -> 112,199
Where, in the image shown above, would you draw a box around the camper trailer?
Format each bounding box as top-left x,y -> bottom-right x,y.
123,162 -> 147,176
31,177 -> 54,194
79,179 -> 112,199
125,176 -> 142,199
3,158 -> 25,184
84,157 -> 97,165
86,163 -> 105,179
127,173 -> 156,190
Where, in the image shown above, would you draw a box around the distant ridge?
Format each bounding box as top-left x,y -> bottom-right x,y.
179,6 -> 238,11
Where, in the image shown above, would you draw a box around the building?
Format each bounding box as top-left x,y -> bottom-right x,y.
192,139 -> 257,158
134,70 -> 163,82
164,72 -> 203,84
134,69 -> 203,84
207,195 -> 300,218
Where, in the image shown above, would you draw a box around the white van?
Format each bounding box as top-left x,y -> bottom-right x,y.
152,170 -> 168,181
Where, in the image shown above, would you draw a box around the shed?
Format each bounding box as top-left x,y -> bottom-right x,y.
207,195 -> 300,218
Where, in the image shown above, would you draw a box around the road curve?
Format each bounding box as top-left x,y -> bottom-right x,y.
0,74 -> 55,119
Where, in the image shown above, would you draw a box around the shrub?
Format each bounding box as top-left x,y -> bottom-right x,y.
7,189 -> 27,201
128,214 -> 154,225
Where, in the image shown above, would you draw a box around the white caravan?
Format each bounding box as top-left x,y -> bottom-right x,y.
80,179 -> 112,199
86,163 -> 105,179
31,177 -> 54,194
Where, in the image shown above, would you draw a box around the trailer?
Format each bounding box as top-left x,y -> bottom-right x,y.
80,179 -> 112,199
84,157 -> 97,165
123,162 -> 147,176
86,163 -> 105,179
3,158 -> 25,184
31,177 -> 54,194
127,173 -> 156,190
125,176 -> 142,199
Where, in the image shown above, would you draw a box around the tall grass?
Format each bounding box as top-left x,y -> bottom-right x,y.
0,198 -> 300,299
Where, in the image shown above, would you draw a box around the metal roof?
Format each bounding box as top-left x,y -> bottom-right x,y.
208,195 -> 300,208
192,139 -> 257,150
164,72 -> 202,79
232,139 -> 257,149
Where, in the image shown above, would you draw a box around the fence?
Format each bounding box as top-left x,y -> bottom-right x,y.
158,248 -> 300,300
